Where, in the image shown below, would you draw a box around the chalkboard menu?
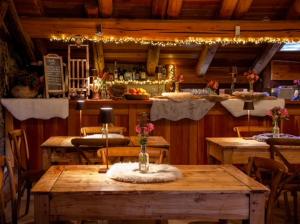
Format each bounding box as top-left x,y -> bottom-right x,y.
43,54 -> 65,98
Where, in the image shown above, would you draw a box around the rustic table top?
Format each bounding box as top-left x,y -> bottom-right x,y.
40,136 -> 170,149
206,137 -> 269,149
32,165 -> 268,194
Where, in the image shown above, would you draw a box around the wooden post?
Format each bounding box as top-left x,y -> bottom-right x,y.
92,42 -> 105,74
146,46 -> 160,76
196,45 -> 219,76
98,0 -> 112,17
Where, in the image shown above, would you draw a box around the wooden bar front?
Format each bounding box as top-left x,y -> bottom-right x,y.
10,100 -> 300,169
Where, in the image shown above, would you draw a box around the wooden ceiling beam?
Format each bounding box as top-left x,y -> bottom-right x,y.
146,46 -> 160,76
196,45 -> 219,76
234,0 -> 254,18
20,18 -> 300,40
152,0 -> 168,19
98,0 -> 112,17
252,43 -> 282,75
167,0 -> 183,18
287,0 -> 300,19
219,0 -> 239,19
7,0 -> 36,62
32,0 -> 45,16
0,1 -> 9,34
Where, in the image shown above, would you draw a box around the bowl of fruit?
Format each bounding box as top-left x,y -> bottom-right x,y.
124,88 -> 150,100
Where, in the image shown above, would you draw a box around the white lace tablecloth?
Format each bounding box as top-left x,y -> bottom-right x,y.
220,98 -> 285,117
0,98 -> 69,120
150,99 -> 215,121
107,162 -> 182,183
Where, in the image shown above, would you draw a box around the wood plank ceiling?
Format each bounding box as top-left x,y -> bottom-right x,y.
5,0 -> 300,84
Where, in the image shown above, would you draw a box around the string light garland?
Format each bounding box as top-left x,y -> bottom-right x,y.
105,79 -> 173,85
50,34 -> 300,46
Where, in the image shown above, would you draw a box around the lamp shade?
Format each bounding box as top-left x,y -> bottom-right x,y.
100,107 -> 113,124
76,100 -> 85,110
243,101 -> 254,110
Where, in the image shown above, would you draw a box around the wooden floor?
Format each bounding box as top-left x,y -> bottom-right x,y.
4,191 -> 298,224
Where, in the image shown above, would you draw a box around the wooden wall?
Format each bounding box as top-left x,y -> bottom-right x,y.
9,100 -> 300,170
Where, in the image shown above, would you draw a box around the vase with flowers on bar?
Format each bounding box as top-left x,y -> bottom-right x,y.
267,106 -> 289,138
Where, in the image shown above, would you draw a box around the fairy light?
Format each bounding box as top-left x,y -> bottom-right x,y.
105,79 -> 173,85
50,34 -> 300,46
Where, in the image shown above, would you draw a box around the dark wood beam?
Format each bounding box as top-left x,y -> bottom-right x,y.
146,46 -> 160,76
196,45 -> 219,76
219,0 -> 239,19
234,0 -> 254,18
0,1 -> 8,34
167,0 -> 183,18
93,42 -> 105,73
152,0 -> 168,19
287,0 -> 300,19
32,0 -> 45,16
252,43 -> 282,75
7,0 -> 36,62
20,18 -> 300,40
85,4 -> 99,18
98,0 -> 112,17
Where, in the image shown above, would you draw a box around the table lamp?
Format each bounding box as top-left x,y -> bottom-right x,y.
76,100 -> 85,136
99,107 -> 113,172
243,100 -> 254,136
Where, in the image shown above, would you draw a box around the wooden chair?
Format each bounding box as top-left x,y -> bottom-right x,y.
8,129 -> 44,217
71,137 -> 130,164
247,156 -> 288,224
0,156 -> 17,224
266,138 -> 300,224
97,146 -> 168,165
81,125 -> 127,136
233,126 -> 272,137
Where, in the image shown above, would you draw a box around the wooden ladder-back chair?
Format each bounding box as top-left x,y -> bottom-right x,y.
81,125 -> 127,136
233,126 -> 273,137
266,138 -> 300,224
247,156 -> 288,224
97,146 -> 168,165
0,156 -> 17,224
8,129 -> 44,217
71,137 -> 130,164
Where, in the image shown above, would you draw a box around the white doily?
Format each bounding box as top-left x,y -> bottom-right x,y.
106,162 -> 182,183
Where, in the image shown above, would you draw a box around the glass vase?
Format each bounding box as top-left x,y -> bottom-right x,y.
139,144 -> 149,173
249,82 -> 254,94
272,120 -> 280,138
175,82 -> 180,93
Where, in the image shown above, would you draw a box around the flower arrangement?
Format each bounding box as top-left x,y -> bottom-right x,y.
91,72 -> 108,93
267,106 -> 289,124
244,70 -> 259,92
294,80 -> 300,87
136,119 -> 155,145
207,80 -> 219,94
175,74 -> 184,83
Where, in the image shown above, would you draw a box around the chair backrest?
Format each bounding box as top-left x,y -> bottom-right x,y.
266,138 -> 300,171
97,146 -> 167,165
0,156 -> 17,224
233,126 -> 273,137
8,129 -> 30,172
81,126 -> 126,136
71,137 -> 130,164
247,156 -> 288,224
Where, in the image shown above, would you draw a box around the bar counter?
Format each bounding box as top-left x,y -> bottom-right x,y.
6,99 -> 300,169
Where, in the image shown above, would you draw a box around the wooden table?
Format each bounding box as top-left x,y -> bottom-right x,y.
33,165 -> 269,224
206,137 -> 300,164
41,136 -> 170,169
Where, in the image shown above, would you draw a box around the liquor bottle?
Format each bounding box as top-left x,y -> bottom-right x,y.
140,65 -> 147,80
114,61 -> 118,80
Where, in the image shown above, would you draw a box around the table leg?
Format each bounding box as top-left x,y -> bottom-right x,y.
249,193 -> 265,224
34,194 -> 50,224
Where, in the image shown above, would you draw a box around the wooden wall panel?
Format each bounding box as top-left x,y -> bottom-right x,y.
8,100 -> 300,170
